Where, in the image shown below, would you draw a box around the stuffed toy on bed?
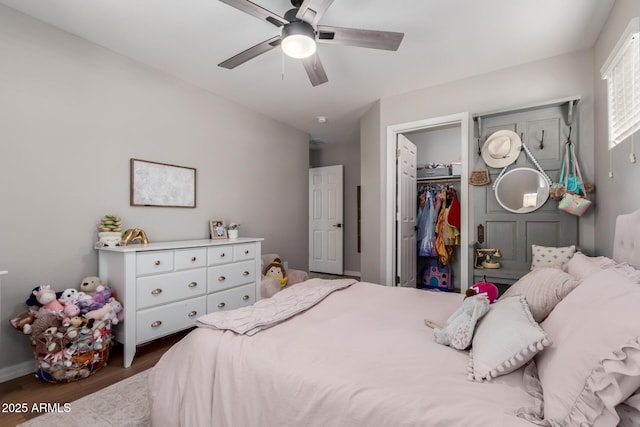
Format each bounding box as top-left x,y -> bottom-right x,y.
465,281 -> 499,303
430,294 -> 490,350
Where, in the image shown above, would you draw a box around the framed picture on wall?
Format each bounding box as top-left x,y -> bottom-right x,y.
130,158 -> 196,208
209,219 -> 227,239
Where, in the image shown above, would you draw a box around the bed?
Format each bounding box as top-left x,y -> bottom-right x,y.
148,210 -> 640,426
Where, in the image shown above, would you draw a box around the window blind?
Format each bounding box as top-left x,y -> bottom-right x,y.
601,18 -> 640,149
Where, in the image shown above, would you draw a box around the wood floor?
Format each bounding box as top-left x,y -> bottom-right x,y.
0,329 -> 191,426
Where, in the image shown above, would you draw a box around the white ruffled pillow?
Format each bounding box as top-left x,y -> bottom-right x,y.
468,295 -> 551,382
533,269 -> 640,425
563,251 -> 640,283
530,244 -> 576,270
563,251 -> 616,280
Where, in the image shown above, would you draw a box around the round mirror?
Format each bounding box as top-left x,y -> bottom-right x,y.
494,168 -> 550,213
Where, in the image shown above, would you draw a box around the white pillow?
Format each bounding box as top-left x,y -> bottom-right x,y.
500,266 -> 580,322
563,251 -> 616,280
468,295 -> 551,382
530,244 -> 576,270
535,269 -> 640,425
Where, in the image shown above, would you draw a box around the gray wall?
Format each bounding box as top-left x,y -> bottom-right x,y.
361,51 -> 596,284
593,0 -> 640,257
359,102 -> 383,283
0,6 -> 309,374
309,140 -> 361,276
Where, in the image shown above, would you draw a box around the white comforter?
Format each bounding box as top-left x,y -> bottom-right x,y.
148,281 -> 536,427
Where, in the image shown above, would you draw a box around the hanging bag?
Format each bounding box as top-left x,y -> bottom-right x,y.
550,127 -> 583,200
564,142 -> 584,195
558,142 -> 592,216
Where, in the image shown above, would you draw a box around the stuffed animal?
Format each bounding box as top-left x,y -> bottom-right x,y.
432,294 -> 490,350
10,308 -> 38,334
85,304 -> 113,322
61,303 -> 80,326
32,285 -> 64,315
28,314 -> 61,354
79,276 -> 104,296
63,316 -> 87,340
465,281 -> 499,304
263,258 -> 288,288
26,286 -> 63,307
59,288 -> 90,304
79,286 -> 112,314
105,298 -> 124,325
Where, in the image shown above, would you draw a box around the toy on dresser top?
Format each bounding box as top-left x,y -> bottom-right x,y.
9,276 -> 124,382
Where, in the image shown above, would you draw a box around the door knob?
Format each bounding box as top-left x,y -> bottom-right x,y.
333,223 -> 342,228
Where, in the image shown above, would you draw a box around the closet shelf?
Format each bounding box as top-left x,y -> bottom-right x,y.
417,176 -> 461,184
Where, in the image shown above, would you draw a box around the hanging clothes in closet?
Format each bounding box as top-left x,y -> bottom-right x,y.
417,185 -> 460,262
417,185 -> 460,291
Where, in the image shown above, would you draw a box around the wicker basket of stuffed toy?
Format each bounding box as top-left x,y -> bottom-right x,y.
10,279 -> 123,383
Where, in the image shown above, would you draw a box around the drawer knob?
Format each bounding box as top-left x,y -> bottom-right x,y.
220,253 -> 225,258
188,310 -> 198,317
218,302 -> 226,308
244,250 -> 249,255
155,260 -> 161,266
191,256 -> 197,262
242,295 -> 250,301
188,281 -> 198,288
151,320 -> 162,328
218,276 -> 226,281
151,288 -> 163,295
243,271 -> 250,276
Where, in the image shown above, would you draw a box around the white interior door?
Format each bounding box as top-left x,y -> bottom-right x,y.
309,165 -> 344,274
397,135 -> 417,287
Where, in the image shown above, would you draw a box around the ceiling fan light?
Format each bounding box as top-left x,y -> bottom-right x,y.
281,21 -> 316,59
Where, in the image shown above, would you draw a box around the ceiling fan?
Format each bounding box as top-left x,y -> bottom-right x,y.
217,0 -> 404,86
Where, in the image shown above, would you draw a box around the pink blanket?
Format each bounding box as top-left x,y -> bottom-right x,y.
197,278 -> 356,335
148,282 -> 536,426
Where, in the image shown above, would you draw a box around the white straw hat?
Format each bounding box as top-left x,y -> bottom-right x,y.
481,130 -> 522,168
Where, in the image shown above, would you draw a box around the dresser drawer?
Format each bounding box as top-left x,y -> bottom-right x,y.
233,243 -> 256,261
136,296 -> 205,343
175,248 -> 207,270
137,269 -> 206,309
207,283 -> 255,313
207,260 -> 256,292
207,245 -> 233,266
137,251 -> 174,276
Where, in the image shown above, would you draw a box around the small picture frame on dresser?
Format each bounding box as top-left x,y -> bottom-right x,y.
209,219 -> 227,239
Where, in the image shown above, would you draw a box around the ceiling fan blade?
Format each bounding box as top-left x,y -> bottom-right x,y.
218,36 -> 282,69
317,25 -> 404,51
218,0 -> 288,27
296,0 -> 335,26
301,53 -> 328,87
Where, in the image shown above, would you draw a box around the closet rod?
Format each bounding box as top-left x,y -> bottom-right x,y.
417,177 -> 461,184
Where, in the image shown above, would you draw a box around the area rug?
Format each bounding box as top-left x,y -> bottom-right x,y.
17,370 -> 150,427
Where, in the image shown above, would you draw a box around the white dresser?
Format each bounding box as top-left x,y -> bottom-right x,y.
98,238 -> 263,368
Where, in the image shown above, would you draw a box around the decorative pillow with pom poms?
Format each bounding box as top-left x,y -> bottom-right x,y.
467,295 -> 551,382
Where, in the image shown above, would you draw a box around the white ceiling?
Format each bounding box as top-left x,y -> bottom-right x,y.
0,0 -> 615,145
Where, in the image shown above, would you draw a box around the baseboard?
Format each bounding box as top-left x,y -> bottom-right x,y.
344,270 -> 361,278
0,360 -> 34,383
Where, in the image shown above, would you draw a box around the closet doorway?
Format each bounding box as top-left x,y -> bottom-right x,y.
386,113 -> 470,291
